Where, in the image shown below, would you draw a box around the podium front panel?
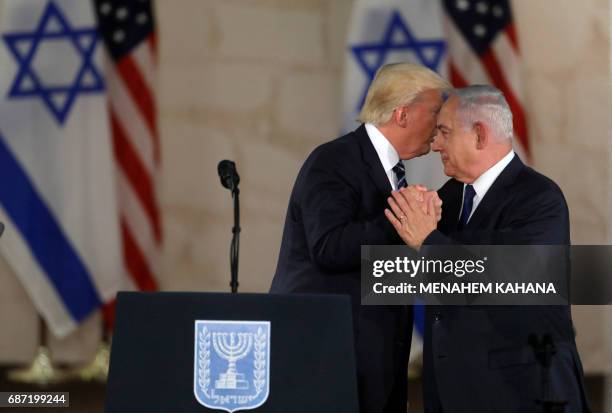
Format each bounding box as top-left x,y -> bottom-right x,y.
105,292 -> 358,412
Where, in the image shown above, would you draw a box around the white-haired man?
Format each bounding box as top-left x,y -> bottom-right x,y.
270,63 -> 450,413
386,85 -> 590,412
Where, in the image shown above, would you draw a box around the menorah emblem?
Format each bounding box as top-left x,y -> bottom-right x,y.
212,332 -> 253,390
194,320 -> 270,412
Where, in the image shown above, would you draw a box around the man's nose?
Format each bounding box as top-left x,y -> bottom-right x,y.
431,135 -> 441,152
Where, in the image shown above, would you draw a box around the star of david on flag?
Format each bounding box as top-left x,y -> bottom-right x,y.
3,1 -> 104,125
351,10 -> 445,110
342,0 -> 450,193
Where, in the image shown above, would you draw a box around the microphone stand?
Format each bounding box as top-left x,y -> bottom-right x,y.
230,184 -> 240,293
217,160 -> 241,293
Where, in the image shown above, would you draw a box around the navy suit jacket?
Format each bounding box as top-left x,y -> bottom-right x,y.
270,125 -> 412,413
422,155 -> 590,413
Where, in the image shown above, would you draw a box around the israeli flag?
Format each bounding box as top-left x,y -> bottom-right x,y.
0,0 -> 122,337
342,0 -> 449,370
194,320 -> 271,413
343,0 -> 449,191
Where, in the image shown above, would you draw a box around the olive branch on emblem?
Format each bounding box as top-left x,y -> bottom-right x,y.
198,327 -> 211,397
253,327 -> 267,395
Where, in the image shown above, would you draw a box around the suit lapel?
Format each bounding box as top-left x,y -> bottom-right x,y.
465,155 -> 525,230
355,124 -> 393,197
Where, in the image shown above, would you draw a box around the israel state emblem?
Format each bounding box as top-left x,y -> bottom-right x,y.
194,320 -> 271,412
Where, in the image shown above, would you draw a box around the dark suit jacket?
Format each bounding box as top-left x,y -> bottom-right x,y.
422,155 -> 590,413
270,125 -> 412,413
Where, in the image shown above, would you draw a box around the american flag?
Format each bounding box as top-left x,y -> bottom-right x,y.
442,0 -> 529,158
95,0 -> 161,325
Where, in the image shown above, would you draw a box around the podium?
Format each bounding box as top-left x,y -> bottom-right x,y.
105,292 -> 359,412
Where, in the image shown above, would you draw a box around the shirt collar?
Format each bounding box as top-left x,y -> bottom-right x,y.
469,149 -> 515,199
364,123 -> 399,173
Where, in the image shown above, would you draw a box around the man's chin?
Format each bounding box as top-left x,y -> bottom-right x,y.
442,165 -> 454,177
416,146 -> 431,157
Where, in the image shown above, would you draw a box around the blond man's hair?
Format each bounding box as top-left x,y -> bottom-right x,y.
358,63 -> 451,125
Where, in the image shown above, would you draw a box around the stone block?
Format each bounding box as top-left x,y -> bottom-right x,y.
326,0 -> 354,70
524,75 -> 567,145
514,0 -> 591,74
0,299 -> 38,363
160,211 -> 232,292
0,257 -> 39,363
157,0 -> 213,64
160,62 -> 274,114
160,119 -> 237,212
276,72 -> 340,141
237,140 -> 301,205
213,3 -> 324,65
566,74 -> 610,149
237,215 -> 284,292
532,143 -> 609,243
572,305 -> 610,374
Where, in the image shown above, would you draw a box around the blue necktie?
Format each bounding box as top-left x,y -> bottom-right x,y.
458,184 -> 476,229
392,161 -> 407,189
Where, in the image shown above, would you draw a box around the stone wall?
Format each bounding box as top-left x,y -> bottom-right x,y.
157,0 -> 352,295
513,0 -> 610,375
0,0 -> 609,376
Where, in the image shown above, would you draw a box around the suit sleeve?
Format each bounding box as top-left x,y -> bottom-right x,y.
299,159 -> 398,273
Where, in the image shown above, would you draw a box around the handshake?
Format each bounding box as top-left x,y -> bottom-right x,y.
384,185 -> 442,250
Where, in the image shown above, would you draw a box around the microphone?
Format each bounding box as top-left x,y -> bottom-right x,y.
217,160 -> 240,191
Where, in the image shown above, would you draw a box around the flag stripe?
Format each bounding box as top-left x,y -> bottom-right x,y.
444,15 -> 490,83
116,169 -> 158,265
116,55 -> 159,163
106,63 -> 155,175
120,217 -> 157,291
491,32 -> 524,105
148,32 -> 158,58
110,110 -> 162,243
449,60 -> 468,87
0,204 -> 77,336
480,49 -> 529,153
505,23 -> 519,51
0,135 -> 101,321
132,41 -> 156,94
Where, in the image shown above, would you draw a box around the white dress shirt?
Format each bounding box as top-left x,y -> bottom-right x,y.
365,123 -> 401,190
461,150 -> 515,222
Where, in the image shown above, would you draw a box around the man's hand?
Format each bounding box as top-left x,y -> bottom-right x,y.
385,189 -> 438,250
405,185 -> 443,222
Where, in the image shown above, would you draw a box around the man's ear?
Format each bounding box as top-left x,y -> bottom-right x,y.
473,121 -> 487,150
394,106 -> 410,128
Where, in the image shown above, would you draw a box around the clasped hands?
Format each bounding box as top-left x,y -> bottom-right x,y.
384,185 -> 442,250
